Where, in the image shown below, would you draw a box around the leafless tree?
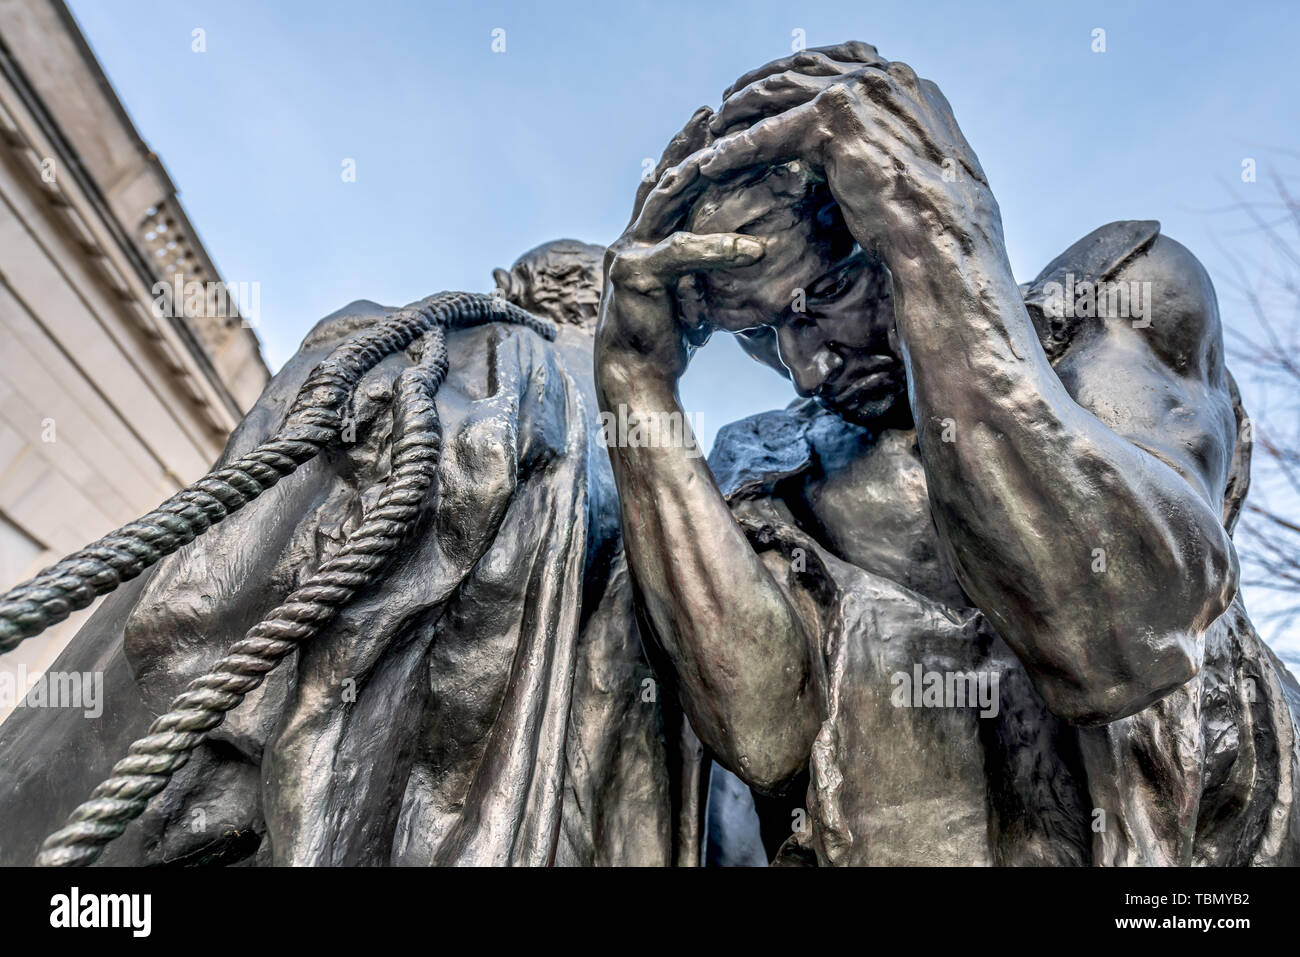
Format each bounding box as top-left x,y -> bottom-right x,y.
1216,160 -> 1300,656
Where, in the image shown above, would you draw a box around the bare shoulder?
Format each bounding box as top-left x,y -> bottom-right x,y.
1025,223 -> 1237,508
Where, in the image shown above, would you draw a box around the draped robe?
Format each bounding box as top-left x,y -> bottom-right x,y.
0,299 -> 701,866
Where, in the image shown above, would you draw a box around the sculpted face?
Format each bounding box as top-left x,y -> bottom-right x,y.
682,163 -> 907,426
493,239 -> 606,331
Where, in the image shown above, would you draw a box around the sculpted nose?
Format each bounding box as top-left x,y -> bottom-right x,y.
780,325 -> 844,396
795,349 -> 843,396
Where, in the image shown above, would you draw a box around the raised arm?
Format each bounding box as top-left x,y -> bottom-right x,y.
694,45 -> 1238,723
594,146 -> 821,794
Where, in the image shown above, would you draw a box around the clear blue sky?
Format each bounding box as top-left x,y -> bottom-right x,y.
65,0 -> 1300,657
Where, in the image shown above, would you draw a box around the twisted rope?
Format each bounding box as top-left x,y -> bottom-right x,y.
36,291 -> 554,867
0,292 -> 552,654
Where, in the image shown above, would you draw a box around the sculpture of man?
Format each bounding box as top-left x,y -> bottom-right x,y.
5,44 -> 1297,870
596,42 -> 1300,865
0,240 -> 706,867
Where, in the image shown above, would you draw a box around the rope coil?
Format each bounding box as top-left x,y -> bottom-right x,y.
0,293 -> 552,654
2,292 -> 554,866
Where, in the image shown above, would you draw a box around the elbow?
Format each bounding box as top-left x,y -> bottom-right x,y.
1064,527 -> 1237,725
726,741 -> 806,799
1157,509 -> 1239,632
1048,655 -> 1199,726
717,706 -> 816,799
1192,530 -> 1239,631
1041,620 -> 1203,726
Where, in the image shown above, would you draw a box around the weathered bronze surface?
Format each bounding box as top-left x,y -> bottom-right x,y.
2,42 -> 1297,867
596,41 -> 1300,866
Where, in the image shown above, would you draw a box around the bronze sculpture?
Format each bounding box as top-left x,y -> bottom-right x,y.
597,41 -> 1299,865
0,243 -> 703,867
0,42 -> 1296,867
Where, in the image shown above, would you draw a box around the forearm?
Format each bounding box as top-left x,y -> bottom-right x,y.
598,358 -> 818,791
890,237 -> 1235,721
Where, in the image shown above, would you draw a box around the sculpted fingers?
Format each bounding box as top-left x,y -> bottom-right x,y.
611,232 -> 766,295
697,99 -> 827,180
722,42 -> 887,97
724,50 -> 839,99
884,60 -> 924,94
710,60 -> 958,176
710,69 -> 834,136
818,40 -> 885,65
600,233 -> 764,377
643,231 -> 767,277
630,149 -> 714,240
658,106 -> 715,175
629,106 -> 715,227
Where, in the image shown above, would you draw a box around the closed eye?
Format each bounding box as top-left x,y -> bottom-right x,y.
807,270 -> 853,303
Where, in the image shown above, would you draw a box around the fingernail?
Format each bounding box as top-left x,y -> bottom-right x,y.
736,237 -> 765,257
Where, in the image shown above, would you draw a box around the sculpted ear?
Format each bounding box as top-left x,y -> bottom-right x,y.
492,268 -> 513,299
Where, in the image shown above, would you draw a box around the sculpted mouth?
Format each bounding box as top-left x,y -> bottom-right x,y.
821,356 -> 902,407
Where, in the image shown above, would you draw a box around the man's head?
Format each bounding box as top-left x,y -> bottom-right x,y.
494,239 -> 605,332
679,162 -> 905,426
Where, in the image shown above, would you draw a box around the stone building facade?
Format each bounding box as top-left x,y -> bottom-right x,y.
0,0 -> 268,714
